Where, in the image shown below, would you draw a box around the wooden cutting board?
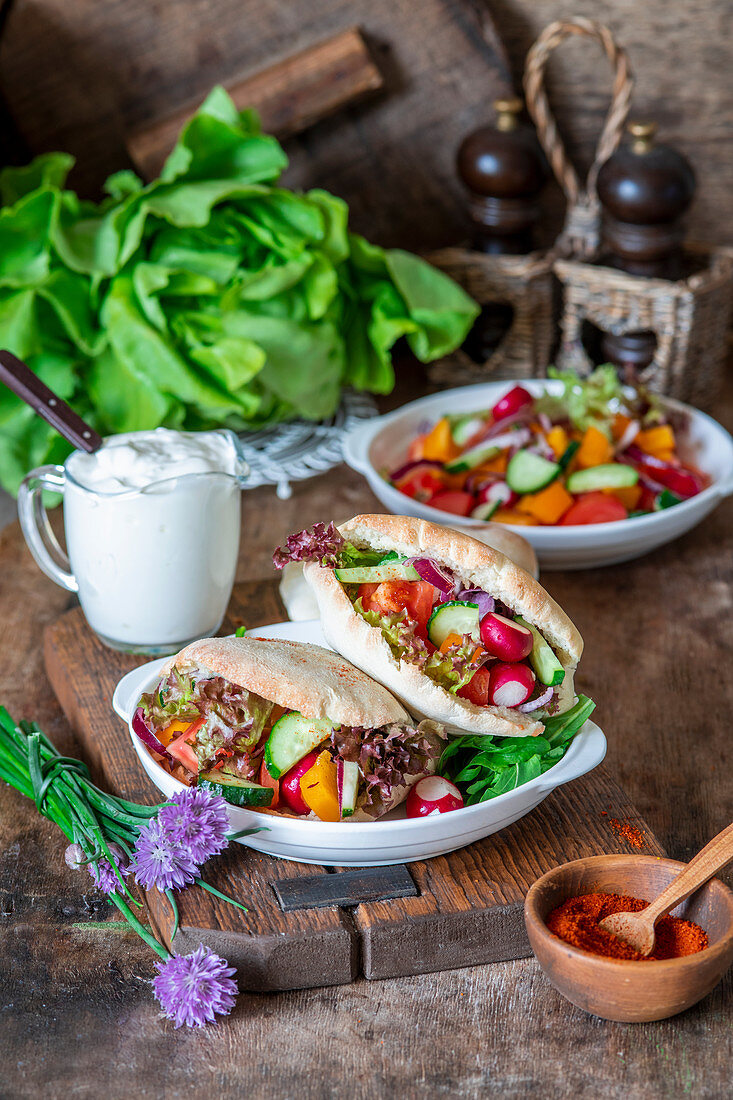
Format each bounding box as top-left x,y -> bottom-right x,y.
44,579 -> 665,991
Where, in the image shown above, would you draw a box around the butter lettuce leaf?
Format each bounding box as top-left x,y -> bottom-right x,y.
0,87 -> 478,495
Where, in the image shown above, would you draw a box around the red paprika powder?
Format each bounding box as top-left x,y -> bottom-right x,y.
545,892 -> 708,960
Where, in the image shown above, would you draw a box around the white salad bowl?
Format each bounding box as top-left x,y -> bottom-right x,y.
112,619 -> 606,867
343,380 -> 733,570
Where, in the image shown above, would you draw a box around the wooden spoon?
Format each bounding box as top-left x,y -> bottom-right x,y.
600,821 -> 733,956
0,350 -> 103,453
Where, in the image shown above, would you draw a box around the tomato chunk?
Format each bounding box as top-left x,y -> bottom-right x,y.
457,665 -> 492,706
560,492 -> 628,525
358,579 -> 435,634
398,471 -> 446,501
428,490 -> 475,517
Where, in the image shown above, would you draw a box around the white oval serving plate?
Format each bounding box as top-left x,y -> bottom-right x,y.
113,619 -> 606,867
343,380 -> 733,570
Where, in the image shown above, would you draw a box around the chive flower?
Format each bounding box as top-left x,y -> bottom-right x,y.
132,818 -> 199,892
152,945 -> 238,1028
157,787 -> 230,866
88,843 -> 130,895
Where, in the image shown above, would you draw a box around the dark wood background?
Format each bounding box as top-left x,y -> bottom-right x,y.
1,0 -> 732,251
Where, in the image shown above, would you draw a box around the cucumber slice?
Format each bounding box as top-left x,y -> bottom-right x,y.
515,616 -> 564,687
338,759 -> 360,818
506,451 -> 560,494
450,414 -> 486,447
427,600 -> 480,648
566,464 -> 639,494
445,441 -> 500,474
470,500 -> 500,521
199,772 -> 274,808
334,560 -> 420,584
654,489 -> 682,511
264,712 -> 333,779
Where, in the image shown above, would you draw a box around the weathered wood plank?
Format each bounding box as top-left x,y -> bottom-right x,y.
126,27 -> 385,179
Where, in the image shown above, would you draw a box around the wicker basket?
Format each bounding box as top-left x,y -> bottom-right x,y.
554,245 -> 733,406
426,247 -> 554,385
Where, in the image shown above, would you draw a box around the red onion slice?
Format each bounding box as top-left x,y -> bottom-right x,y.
390,458 -> 444,482
132,706 -> 172,761
517,685 -> 554,712
407,556 -> 456,594
455,588 -> 495,619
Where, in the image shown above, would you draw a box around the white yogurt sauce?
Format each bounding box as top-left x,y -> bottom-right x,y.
63,429 -> 244,650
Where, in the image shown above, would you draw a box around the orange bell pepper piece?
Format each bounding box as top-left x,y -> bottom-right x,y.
159,716 -> 203,747
421,418 -> 459,462
576,424 -> 613,469
472,454 -> 509,476
546,426 -> 569,459
604,484 -> 642,511
516,481 -> 574,525
636,424 -> 676,459
299,750 -> 341,822
491,508 -> 539,526
611,413 -> 635,442
438,632 -> 487,663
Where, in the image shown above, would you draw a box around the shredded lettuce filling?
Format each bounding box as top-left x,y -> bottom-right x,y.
535,364 -> 666,434
331,720 -> 445,817
272,523 -> 400,571
140,669 -> 273,775
352,597 -> 488,693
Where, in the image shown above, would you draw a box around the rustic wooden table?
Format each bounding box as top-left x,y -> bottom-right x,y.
1,365 -> 731,1099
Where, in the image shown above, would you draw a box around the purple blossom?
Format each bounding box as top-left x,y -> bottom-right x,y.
152,945 -> 238,1028
272,522 -> 345,569
133,818 -> 199,892
64,842 -> 85,870
89,843 -> 130,895
158,787 -> 230,865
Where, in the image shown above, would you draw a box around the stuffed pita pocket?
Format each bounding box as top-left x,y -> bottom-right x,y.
274,515 -> 583,738
133,635 -> 446,821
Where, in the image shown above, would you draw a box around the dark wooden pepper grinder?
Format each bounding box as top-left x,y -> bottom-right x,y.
456,96 -> 547,255
455,98 -> 547,362
596,121 -> 696,376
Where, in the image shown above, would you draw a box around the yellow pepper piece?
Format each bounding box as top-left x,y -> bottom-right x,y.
299,750 -> 341,822
576,425 -> 613,469
546,426 -> 569,459
517,481 -> 574,524
159,718 -> 196,747
491,508 -> 539,526
421,417 -> 459,462
605,484 -> 642,511
636,424 -> 676,458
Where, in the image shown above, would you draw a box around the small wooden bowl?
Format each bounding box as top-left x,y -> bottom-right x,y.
524,855 -> 733,1023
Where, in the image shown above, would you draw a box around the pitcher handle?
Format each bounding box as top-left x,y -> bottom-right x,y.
17,465 -> 78,592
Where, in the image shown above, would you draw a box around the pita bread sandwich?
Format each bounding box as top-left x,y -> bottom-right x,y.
273,515 -> 583,738
132,635 -> 446,822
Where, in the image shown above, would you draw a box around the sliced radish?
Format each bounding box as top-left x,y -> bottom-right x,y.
491,385 -> 534,423
480,613 -> 533,662
406,776 -> 464,818
488,662 -> 535,707
477,481 -> 518,509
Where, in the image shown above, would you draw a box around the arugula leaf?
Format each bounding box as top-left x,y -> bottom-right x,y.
439,695 -> 595,804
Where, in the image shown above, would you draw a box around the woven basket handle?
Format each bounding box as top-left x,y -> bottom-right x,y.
523,18 -> 634,258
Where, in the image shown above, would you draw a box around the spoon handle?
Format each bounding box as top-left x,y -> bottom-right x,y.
644,820 -> 733,925
0,350 -> 103,453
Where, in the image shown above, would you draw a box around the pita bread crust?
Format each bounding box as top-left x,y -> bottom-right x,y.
304,514 -> 583,737
161,636 -> 410,728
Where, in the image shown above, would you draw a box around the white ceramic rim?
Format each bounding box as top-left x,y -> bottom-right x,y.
112,620 -> 607,841
342,380 -> 733,544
